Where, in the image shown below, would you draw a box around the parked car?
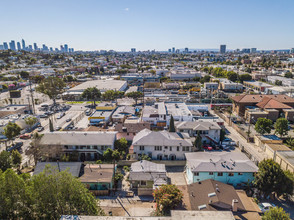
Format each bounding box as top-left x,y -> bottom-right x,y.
20,134 -> 31,139
55,126 -> 61,131
66,118 -> 71,122
7,142 -> 23,152
203,144 -> 213,151
37,126 -> 44,132
258,203 -> 276,213
39,114 -> 48,118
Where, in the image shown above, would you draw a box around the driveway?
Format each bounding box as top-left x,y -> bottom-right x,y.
166,166 -> 187,186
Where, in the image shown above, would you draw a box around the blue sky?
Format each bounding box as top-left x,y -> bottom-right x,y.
1,0 -> 294,51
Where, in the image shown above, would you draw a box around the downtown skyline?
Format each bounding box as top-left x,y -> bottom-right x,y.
1,0 -> 294,51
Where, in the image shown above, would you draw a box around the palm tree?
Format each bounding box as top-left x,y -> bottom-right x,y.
81,87 -> 101,107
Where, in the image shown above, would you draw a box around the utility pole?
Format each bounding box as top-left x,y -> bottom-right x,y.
29,77 -> 35,115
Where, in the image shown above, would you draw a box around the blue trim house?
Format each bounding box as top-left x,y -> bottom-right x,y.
185,152 -> 258,187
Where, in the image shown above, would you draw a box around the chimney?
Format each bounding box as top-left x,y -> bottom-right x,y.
232,199 -> 238,212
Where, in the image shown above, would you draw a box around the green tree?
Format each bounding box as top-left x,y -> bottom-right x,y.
36,76 -> 66,106
26,132 -> 44,165
220,129 -> 226,142
274,118 -> 289,138
169,115 -> 176,132
262,207 -> 290,220
254,159 -> 293,198
200,75 -> 211,84
255,118 -> 272,135
153,184 -> 183,215
239,74 -> 252,83
126,91 -> 143,105
19,71 -> 30,79
226,71 -> 238,82
0,151 -> 12,172
81,87 -> 101,107
24,116 -> 38,131
284,72 -> 293,79
3,122 -> 21,149
0,169 -> 32,219
11,150 -> 22,169
103,148 -> 121,167
139,154 -> 151,161
0,166 -> 104,219
114,138 -> 128,154
194,131 -> 202,151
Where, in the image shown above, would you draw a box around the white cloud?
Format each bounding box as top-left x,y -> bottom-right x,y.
124,8 -> 129,11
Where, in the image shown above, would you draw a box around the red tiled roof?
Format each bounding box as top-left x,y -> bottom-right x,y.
256,97 -> 292,109
232,94 -> 294,104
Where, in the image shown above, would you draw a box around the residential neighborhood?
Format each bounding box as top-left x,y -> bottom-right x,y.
1,1 -> 294,218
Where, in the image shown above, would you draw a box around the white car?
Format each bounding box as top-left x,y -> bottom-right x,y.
258,203 -> 275,213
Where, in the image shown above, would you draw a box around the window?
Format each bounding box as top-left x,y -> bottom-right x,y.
217,172 -> 223,176
182,146 -> 190,151
165,146 -> 168,149
170,146 -> 172,151
154,146 -> 162,151
194,172 -> 199,176
177,146 -> 179,151
209,172 -> 213,175
139,146 -> 145,151
238,172 -> 243,176
228,173 -> 234,176
140,181 -> 147,186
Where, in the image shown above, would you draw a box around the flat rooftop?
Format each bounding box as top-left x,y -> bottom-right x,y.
65,80 -> 127,93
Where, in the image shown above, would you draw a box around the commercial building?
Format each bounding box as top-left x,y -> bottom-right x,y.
220,45 -> 226,54
243,81 -> 272,93
218,79 -> 243,92
185,152 -> 258,187
62,80 -> 127,101
267,76 -> 294,87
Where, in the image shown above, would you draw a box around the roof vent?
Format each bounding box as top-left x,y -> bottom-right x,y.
208,192 -> 216,197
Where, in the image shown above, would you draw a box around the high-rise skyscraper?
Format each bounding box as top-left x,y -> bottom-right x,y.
172,47 -> 175,53
64,44 -> 68,52
220,45 -> 226,54
34,43 -> 38,51
60,45 -> 64,52
131,48 -> 136,53
21,39 -> 26,50
168,49 -> 171,53
17,42 -> 21,50
291,48 -> 294,53
9,40 -> 16,51
3,42 -> 8,50
184,47 -> 189,53
28,45 -> 33,51
0,45 -> 4,50
251,48 -> 257,53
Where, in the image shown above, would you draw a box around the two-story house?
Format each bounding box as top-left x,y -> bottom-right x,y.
175,121 -> 221,145
38,131 -> 117,161
131,128 -> 192,160
185,152 -> 258,187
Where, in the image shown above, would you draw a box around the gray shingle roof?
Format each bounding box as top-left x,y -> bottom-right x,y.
33,162 -> 82,177
39,131 -> 117,146
175,121 -> 221,131
129,160 -> 167,184
132,129 -> 192,146
185,152 -> 258,173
